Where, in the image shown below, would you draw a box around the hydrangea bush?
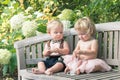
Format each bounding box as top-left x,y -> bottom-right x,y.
9,13 -> 26,30
22,20 -> 37,37
0,49 -> 11,64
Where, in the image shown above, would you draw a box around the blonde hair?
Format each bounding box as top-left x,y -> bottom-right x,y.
47,19 -> 63,33
74,17 -> 96,36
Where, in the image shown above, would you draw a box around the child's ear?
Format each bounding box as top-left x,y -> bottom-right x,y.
48,32 -> 51,34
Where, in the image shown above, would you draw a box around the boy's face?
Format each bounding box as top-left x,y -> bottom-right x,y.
49,26 -> 63,40
76,30 -> 91,41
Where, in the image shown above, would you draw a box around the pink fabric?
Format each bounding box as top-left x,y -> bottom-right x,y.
84,59 -> 112,73
63,55 -> 112,74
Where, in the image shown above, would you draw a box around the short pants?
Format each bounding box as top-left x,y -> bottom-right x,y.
43,56 -> 65,71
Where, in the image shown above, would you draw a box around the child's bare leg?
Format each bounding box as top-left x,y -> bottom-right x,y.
32,62 -> 46,74
64,66 -> 70,74
45,62 -> 64,75
92,65 -> 102,72
75,69 -> 81,75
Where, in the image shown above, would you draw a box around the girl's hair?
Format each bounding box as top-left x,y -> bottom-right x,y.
74,17 -> 96,36
47,19 -> 63,33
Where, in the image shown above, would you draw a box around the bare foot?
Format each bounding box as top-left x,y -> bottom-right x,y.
32,68 -> 44,74
64,67 -> 70,74
45,69 -> 53,75
75,69 -> 80,75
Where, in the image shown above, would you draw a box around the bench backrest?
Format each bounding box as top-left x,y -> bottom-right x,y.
14,22 -> 120,72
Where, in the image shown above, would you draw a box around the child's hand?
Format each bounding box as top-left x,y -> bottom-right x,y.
46,49 -> 51,55
51,48 -> 59,53
73,51 -> 78,58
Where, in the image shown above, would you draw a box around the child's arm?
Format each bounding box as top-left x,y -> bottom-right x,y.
43,43 -> 51,57
56,41 -> 70,55
73,41 -> 80,58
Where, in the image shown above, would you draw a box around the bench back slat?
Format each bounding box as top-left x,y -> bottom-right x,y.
37,43 -> 43,58
109,31 -> 113,59
114,31 -> 119,59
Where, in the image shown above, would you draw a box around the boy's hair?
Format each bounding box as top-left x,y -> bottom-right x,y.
47,19 -> 63,33
74,17 -> 96,36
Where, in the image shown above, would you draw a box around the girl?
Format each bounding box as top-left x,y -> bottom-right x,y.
64,17 -> 111,75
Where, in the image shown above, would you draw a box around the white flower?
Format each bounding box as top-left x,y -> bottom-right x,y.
22,20 -> 37,37
25,7 -> 34,14
34,11 -> 44,18
0,49 -> 11,64
61,20 -> 72,30
1,13 -> 8,19
9,13 -> 26,30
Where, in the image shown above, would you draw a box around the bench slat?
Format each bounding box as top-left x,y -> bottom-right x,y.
37,43 -> 43,58
114,31 -> 119,59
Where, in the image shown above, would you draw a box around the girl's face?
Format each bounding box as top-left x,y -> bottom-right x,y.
76,30 -> 91,41
49,26 -> 63,40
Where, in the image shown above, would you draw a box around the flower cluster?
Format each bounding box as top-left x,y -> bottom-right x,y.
9,13 -> 26,30
0,49 -> 11,64
61,20 -> 72,30
58,9 -> 76,21
22,20 -> 38,37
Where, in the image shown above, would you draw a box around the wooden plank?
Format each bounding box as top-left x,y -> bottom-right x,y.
14,30 -> 71,49
31,45 -> 36,59
37,43 -> 43,58
108,32 -> 113,59
74,35 -> 79,47
98,32 -> 103,58
66,35 -> 73,54
103,32 -> 108,59
114,31 -> 119,59
26,58 -> 46,64
26,46 -> 30,59
118,31 -> 120,70
96,22 -> 120,31
16,48 -> 26,69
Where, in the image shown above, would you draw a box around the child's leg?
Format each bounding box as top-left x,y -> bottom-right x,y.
64,66 -> 70,74
85,59 -> 102,73
32,62 -> 46,74
75,60 -> 82,75
45,62 -> 64,75
77,60 -> 87,73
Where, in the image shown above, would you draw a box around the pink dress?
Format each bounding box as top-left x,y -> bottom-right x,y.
63,55 -> 112,74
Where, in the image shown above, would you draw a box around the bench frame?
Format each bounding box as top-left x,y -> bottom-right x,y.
14,22 -> 120,80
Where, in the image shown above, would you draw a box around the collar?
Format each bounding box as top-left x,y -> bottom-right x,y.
51,39 -> 62,44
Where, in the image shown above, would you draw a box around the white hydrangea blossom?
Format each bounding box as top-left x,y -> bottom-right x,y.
34,11 -> 44,18
0,49 -> 11,64
9,13 -> 26,30
1,13 -> 8,19
22,20 -> 37,37
25,7 -> 33,14
61,20 -> 72,31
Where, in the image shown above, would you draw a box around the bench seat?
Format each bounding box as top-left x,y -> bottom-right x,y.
20,69 -> 120,80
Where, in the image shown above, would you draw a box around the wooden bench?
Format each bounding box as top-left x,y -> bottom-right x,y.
14,22 -> 120,80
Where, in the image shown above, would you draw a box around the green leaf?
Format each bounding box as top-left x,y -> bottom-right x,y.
2,64 -> 8,76
1,0 -> 10,5
9,53 -> 17,75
